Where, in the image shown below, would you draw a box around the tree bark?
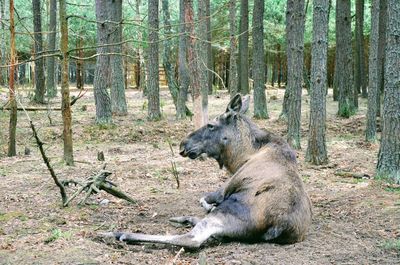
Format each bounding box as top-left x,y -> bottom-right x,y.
306,0 -> 329,165
75,36 -> 84,90
109,0 -> 128,116
376,0 -> 387,118
228,0 -> 238,98
366,0 -> 381,142
238,0 -> 249,95
376,0 -> 400,183
285,0 -> 305,150
8,0 -> 17,157
60,0 -> 74,165
177,0 -> 190,119
206,0 -> 213,95
252,0 -> 268,119
46,0 -> 57,98
186,0 -> 206,129
32,0 -> 46,103
0,0 -> 8,86
147,0 -> 161,120
355,0 -> 367,99
197,0 -> 209,125
94,0 -> 112,124
336,0 -> 355,117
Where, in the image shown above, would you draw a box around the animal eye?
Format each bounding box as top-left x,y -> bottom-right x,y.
207,124 -> 215,131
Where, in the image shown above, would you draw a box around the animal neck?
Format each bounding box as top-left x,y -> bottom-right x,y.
220,120 -> 256,174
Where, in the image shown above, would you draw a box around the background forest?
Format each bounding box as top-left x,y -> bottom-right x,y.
0,0 -> 399,264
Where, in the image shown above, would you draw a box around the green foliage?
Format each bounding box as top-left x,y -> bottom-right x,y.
381,239 -> 400,252
44,228 -> 73,244
1,0 -> 373,66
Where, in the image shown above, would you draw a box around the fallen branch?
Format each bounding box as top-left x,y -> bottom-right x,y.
2,106 -> 62,111
63,169 -> 136,207
334,171 -> 371,179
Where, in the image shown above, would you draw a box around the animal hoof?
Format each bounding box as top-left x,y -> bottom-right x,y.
199,197 -> 215,212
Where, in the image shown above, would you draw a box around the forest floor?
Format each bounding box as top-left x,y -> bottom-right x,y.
0,87 -> 399,265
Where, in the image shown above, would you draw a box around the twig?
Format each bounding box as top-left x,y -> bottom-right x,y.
17,97 -> 68,205
170,247 -> 185,265
167,139 -> 180,189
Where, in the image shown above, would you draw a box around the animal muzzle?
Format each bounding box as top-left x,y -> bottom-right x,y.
179,140 -> 200,159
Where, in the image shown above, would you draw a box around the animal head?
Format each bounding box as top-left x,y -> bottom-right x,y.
180,94 -> 252,171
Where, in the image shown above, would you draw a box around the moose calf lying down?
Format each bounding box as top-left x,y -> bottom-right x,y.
103,94 -> 312,248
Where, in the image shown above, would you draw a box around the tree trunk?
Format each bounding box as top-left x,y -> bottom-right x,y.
376,0 -> 387,118
332,46 -> 339,101
356,0 -> 367,98
94,0 -> 112,124
60,0 -> 74,165
0,0 -> 8,86
306,0 -> 329,165
162,0 -> 191,118
377,0 -> 400,183
109,0 -> 128,116
252,0 -> 268,119
135,0 -> 146,93
197,0 -> 209,125
147,0 -> 161,120
75,36 -> 84,90
206,0 -> 213,95
354,0 -> 365,106
366,0 -> 381,142
8,0 -> 17,157
285,0 -> 305,149
46,0 -> 57,98
228,0 -> 238,98
186,0 -> 206,129
32,0 -> 46,103
238,0 -> 249,95
177,0 -> 190,119
336,0 -> 355,117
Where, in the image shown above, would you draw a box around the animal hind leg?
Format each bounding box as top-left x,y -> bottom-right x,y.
103,215 -> 226,248
169,216 -> 201,227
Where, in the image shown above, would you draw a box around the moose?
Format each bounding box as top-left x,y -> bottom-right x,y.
103,94 -> 312,248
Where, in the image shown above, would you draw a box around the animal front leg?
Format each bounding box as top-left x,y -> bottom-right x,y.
200,188 -> 224,212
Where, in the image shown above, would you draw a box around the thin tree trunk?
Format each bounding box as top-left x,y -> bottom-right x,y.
252,0 -> 268,119
228,0 -> 238,98
238,0 -> 249,95
285,0 -> 305,149
376,0 -> 387,118
306,0 -> 329,165
206,0 -> 213,95
8,0 -> 17,157
32,0 -> 46,103
366,0 -> 380,142
186,0 -> 206,129
76,36 -> 84,90
46,0 -> 57,98
377,0 -> 400,183
109,0 -> 128,116
1,0 -> 8,86
336,0 -> 355,117
197,0 -> 209,125
60,0 -> 73,165
135,0 -> 146,93
162,0 -> 190,118
94,0 -> 112,124
354,0 -> 366,106
147,0 -> 161,120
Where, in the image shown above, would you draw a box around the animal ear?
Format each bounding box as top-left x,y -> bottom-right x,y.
226,94 -> 242,113
240,95 -> 250,114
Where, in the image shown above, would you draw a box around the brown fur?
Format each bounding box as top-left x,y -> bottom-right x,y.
103,94 -> 312,248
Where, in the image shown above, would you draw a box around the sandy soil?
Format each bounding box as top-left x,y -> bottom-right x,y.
0,88 -> 399,264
